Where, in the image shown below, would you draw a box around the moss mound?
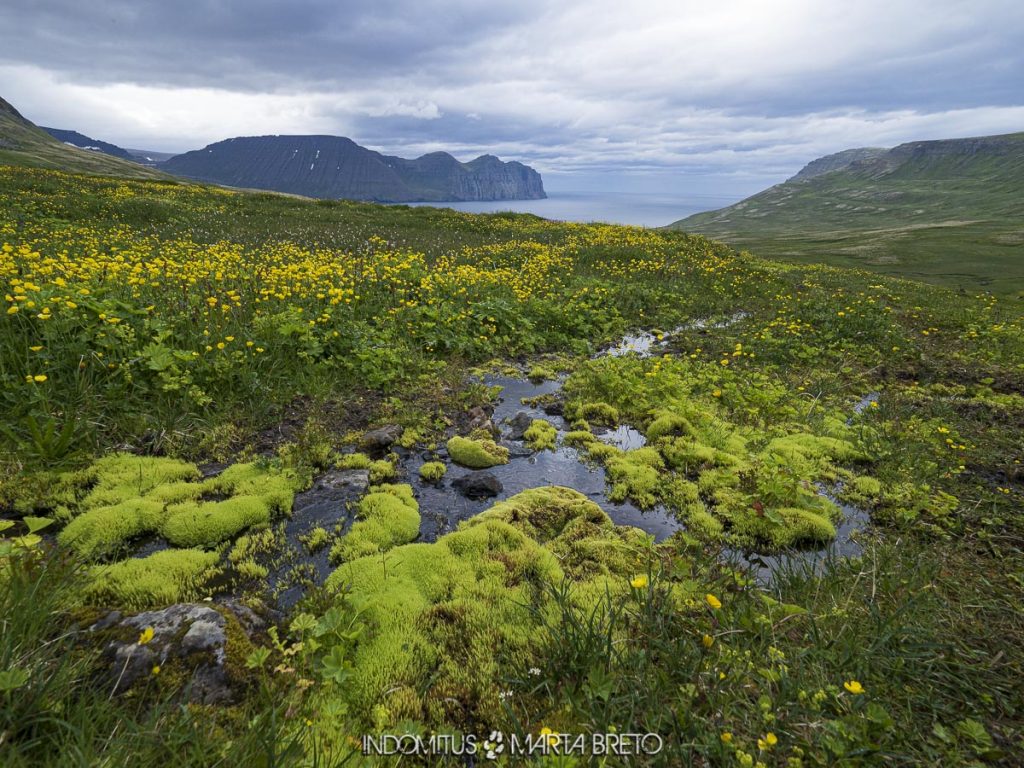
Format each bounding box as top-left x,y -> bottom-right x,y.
85,549 -> 221,609
418,461 -> 447,482
331,483 -> 420,561
523,418 -> 557,451
325,486 -> 670,729
446,436 -> 510,468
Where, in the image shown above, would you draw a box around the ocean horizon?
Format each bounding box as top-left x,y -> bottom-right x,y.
401,189 -> 740,228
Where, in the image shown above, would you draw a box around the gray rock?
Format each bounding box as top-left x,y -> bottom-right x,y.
452,472 -> 503,499
94,603 -> 235,703
359,425 -> 403,456
506,411 -> 533,440
315,468 -> 371,494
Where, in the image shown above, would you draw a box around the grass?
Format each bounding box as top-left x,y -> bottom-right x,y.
0,160 -> 1022,765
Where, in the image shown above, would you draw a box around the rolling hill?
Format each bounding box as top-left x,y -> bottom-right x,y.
158,135 -> 546,202
672,132 -> 1024,294
0,96 -> 165,179
41,127 -> 134,160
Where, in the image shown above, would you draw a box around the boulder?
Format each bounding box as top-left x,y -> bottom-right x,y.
452,472 -> 503,499
92,603 -> 235,704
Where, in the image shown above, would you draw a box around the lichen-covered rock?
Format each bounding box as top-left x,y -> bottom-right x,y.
93,603 -> 235,703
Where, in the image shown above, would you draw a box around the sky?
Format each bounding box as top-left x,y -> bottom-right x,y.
1,0 -> 1022,197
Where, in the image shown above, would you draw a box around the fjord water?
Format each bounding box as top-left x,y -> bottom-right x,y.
405,189 -> 739,227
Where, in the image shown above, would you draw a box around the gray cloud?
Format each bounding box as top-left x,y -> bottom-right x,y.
1,0 -> 1022,194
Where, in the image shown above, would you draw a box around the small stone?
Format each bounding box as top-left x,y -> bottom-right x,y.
507,411 -> 533,440
452,472 -> 503,498
359,425 -> 403,456
316,468 -> 370,493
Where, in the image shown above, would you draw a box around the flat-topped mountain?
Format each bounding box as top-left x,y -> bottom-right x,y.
671,132 -> 1024,293
159,135 -> 546,202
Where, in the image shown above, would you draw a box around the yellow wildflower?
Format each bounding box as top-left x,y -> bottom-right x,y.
705,593 -> 722,609
138,627 -> 155,645
843,680 -> 864,695
630,574 -> 648,589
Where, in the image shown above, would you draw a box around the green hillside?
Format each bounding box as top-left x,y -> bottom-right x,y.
0,96 -> 166,180
672,132 -> 1024,295
2,163 -> 1022,765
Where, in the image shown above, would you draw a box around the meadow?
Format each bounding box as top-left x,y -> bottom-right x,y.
1,165 -> 1023,766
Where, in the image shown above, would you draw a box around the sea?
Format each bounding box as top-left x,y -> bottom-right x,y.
403,189 -> 739,228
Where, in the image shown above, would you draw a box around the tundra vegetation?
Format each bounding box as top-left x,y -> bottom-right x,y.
1,165 -> 1022,766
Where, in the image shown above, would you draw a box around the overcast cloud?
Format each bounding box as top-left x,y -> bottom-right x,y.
1,0 -> 1021,195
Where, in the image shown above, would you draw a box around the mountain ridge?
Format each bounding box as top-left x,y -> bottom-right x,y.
0,96 -> 166,179
159,134 -> 546,202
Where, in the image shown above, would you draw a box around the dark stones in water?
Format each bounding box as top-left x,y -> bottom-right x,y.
506,411 -> 533,440
359,424 -> 403,456
452,472 -> 503,499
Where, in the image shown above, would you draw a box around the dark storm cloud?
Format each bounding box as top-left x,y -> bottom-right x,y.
0,0 -> 545,89
1,0 -> 1022,189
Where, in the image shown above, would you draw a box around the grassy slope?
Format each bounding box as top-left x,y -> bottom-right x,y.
0,97 -> 166,180
672,133 -> 1024,295
1,162 -> 1022,765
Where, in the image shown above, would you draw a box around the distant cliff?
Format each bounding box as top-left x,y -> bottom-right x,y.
159,135 -> 546,202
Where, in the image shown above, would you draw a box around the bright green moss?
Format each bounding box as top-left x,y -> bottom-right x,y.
336,453 -> 372,470
468,486 -> 610,542
85,549 -> 221,609
235,558 -> 270,580
229,528 -> 279,563
527,364 -> 556,382
446,436 -> 510,469
418,461 -> 447,482
646,411 -> 694,441
523,419 -> 557,451
162,495 -> 275,548
660,437 -> 742,472
57,498 -> 165,559
324,486 -> 660,729
582,442 -> 618,461
331,483 -> 420,561
576,401 -> 619,425
563,429 -> 596,447
604,447 -> 666,508
76,454 -> 201,512
50,456 -> 297,558
299,526 -> 331,553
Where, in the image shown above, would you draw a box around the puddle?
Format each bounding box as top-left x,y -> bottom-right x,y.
601,311 -> 750,359
411,373 -> 683,543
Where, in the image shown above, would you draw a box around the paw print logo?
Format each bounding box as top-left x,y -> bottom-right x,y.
483,731 -> 505,759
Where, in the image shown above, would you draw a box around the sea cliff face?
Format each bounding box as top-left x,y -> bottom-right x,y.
159,135 -> 546,202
